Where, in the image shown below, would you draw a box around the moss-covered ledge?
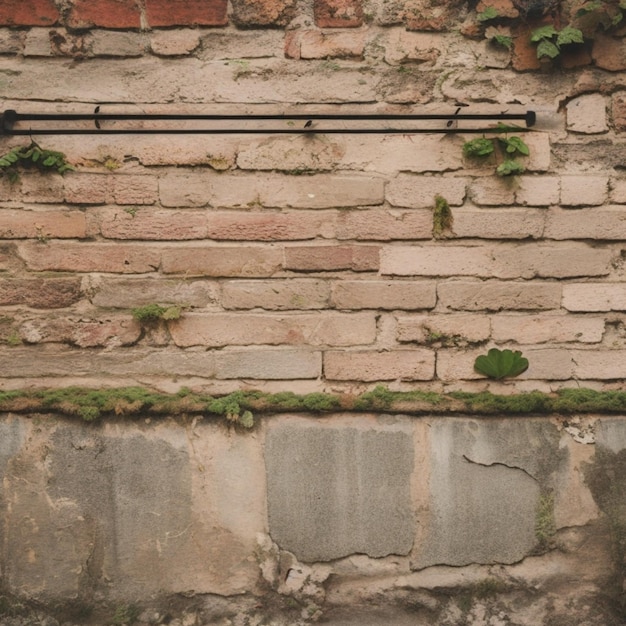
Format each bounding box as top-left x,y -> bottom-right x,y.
2,386 -> 626,426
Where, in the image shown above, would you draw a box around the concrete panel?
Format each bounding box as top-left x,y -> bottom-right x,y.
266,416 -> 414,562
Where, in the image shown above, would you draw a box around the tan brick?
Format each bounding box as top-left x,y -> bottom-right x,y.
99,209 -> 208,240
324,349 -> 435,381
331,280 -> 436,310
335,209 -> 432,241
383,30 -> 443,65
112,175 -> 158,205
562,283 -> 626,312
610,177 -> 626,203
545,207 -> 626,240
23,28 -> 53,56
161,246 -> 283,277
381,245 -> 493,277
0,209 -> 86,239
515,176 -> 560,206
523,131 -> 551,173
215,348 -> 321,379
19,316 -> 141,348
19,242 -> 161,273
560,175 -> 608,207
221,279 -> 329,310
491,315 -> 604,343
572,350 -> 626,379
436,348 -> 487,381
0,278 -> 82,308
469,177 -> 515,206
566,94 -> 608,134
207,211 -> 334,240
285,245 -> 379,271
64,173 -> 109,204
89,31 -> 146,57
169,312 -> 376,347
396,314 -> 490,343
159,171 -> 216,207
438,281 -> 561,311
452,208 -> 544,239
286,30 -> 366,60
150,29 -> 201,56
0,28 -> 22,53
90,277 -> 218,308
386,174 -> 466,208
20,173 -> 64,203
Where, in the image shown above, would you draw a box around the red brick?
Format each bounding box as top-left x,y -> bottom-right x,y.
230,0 -> 296,27
324,349 -> 435,381
68,0 -> 141,29
284,245 -> 380,272
19,242 -> 160,273
511,21 -> 542,71
0,0 -> 59,26
99,209 -> 208,240
0,278 -> 82,308
0,209 -> 86,239
476,0 -> 518,19
314,0 -> 363,28
145,0 -> 228,27
592,33 -> 626,71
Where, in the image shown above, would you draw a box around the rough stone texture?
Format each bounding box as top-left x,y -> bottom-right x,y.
314,0 -> 363,27
324,349 -> 435,380
566,94 -> 608,134
266,416 -> 414,562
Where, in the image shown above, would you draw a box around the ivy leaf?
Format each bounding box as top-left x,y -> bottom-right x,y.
531,25 -> 558,41
477,6 -> 499,21
463,137 -> 495,157
492,34 -> 513,48
576,0 -> 603,15
557,26 -> 585,45
499,136 -> 530,155
536,39 -> 561,58
612,11 -> 623,25
474,349 -> 529,380
496,159 -> 525,176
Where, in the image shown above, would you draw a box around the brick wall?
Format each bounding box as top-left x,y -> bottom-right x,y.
1,0 -> 626,393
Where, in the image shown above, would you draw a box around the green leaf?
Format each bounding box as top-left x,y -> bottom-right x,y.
492,34 -> 513,49
496,159 -> 525,176
530,25 -> 558,41
499,135 -> 530,156
557,26 -> 585,45
463,137 -> 495,157
477,6 -> 499,21
474,349 -> 529,380
0,158 -> 11,167
31,148 -> 42,162
612,11 -> 623,25
576,0 -> 603,15
536,39 -> 561,58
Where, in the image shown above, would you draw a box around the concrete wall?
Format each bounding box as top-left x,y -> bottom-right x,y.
0,411 -> 624,625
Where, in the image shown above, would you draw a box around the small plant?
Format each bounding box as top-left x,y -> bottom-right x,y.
112,603 -> 140,625
535,491 -> 556,549
474,348 -> 529,380
477,5 -> 499,21
131,304 -> 182,323
0,142 -> 74,183
463,137 -> 495,158
432,194 -> 454,239
530,24 -> 584,59
463,129 -> 529,177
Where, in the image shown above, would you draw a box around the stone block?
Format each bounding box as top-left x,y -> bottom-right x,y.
221,279 -> 330,310
331,280 -> 437,310
314,0 -> 363,27
438,281 -> 561,311
64,173 -> 110,204
20,173 -> 64,204
566,94 -> 608,134
545,207 -> 626,240
324,349 -> 435,380
0,209 -> 86,239
383,30 -> 443,65
145,0 -> 228,27
67,0 -> 141,29
515,176 -> 560,206
469,177 -> 515,206
0,28 -> 24,54
381,245 -> 493,277
335,209 -> 432,241
266,416 -> 414,561
150,29 -> 201,56
452,208 -> 544,239
230,0 -> 296,27
0,0 -> 58,26
562,284 -> 626,311
572,350 -> 626,379
560,176 -> 609,206
285,245 -> 380,271
215,348 -> 322,379
169,312 -> 376,347
610,176 -> 626,203
386,174 -> 466,208
396,314 -> 491,343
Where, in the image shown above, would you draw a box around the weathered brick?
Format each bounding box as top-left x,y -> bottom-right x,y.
111,175 -> 158,205
145,0 -> 228,27
159,171 -> 216,207
612,91 -> 626,132
491,315 -> 604,343
331,280 -> 437,310
522,133 -> 551,172
511,21 -> 542,71
48,28 -> 90,57
314,0 -> 363,27
64,173 -> 110,204
0,0 -> 58,26
0,278 -> 82,308
161,246 -> 283,276
19,316 -> 140,348
452,208 -> 544,239
89,31 -> 146,57
611,177 -> 626,203
324,349 -> 435,381
19,242 -> 161,273
404,0 -> 457,31
396,314 -> 491,343
386,174 -> 466,208
150,30 -> 201,56
515,176 -> 560,207
383,30 -> 443,65
68,0 -> 141,29
592,33 -> 626,71
99,209 -> 208,240
566,94 -> 608,134
207,211 -> 334,240
560,175 -> 609,206
20,173 -> 64,203
0,209 -> 86,239
221,279 -> 329,310
169,312 -> 376,347
562,283 -> 626,311
335,209 -> 432,241
215,348 -> 321,379
381,245 -> 492,277
230,0 -> 296,27
545,207 -> 626,240
438,281 -> 562,311
0,29 -> 23,53
286,30 -> 366,59
572,350 -> 626,379
476,0 -> 518,18
285,245 -> 380,271
469,177 -> 515,206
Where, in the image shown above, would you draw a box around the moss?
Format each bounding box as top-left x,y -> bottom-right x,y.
450,390 -> 552,414
535,491 -> 556,549
432,194 -> 454,239
131,304 -> 181,323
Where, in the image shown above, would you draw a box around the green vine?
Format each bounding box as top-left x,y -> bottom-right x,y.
0,142 -> 74,183
462,125 -> 529,177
